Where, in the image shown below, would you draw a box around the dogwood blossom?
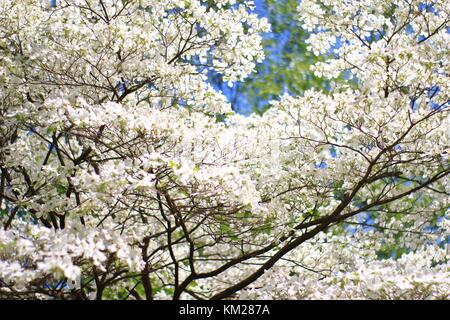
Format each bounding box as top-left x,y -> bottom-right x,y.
0,0 -> 448,300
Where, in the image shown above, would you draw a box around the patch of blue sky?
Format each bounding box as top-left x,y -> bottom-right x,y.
207,0 -> 302,114
417,34 -> 428,42
405,24 -> 415,35
364,30 -> 385,43
344,223 -> 358,234
358,213 -> 376,232
314,161 -> 327,169
330,146 -> 337,157
418,2 -> 436,13
44,280 -> 68,291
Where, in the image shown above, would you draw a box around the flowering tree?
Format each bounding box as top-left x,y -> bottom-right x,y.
0,0 -> 449,300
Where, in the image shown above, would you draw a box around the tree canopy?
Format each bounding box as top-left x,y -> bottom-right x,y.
0,0 -> 449,300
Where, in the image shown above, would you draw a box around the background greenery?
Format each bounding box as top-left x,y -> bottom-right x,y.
209,0 -> 327,114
